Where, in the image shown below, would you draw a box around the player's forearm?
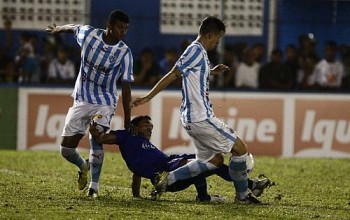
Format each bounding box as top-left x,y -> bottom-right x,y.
145,68 -> 178,100
131,174 -> 141,197
99,131 -> 117,144
122,82 -> 132,127
90,131 -> 103,144
52,24 -> 79,33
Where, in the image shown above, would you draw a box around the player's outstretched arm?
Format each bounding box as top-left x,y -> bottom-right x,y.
130,67 -> 181,108
46,23 -> 79,34
89,122 -> 116,144
122,82 -> 132,130
211,64 -> 230,75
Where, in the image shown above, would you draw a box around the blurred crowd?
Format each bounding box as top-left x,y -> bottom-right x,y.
0,19 -> 81,86
1,19 -> 350,92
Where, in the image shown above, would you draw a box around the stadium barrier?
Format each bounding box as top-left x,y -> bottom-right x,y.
16,87 -> 350,158
0,87 -> 18,149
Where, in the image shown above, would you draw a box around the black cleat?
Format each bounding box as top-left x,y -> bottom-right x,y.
251,176 -> 272,197
235,193 -> 262,204
87,188 -> 98,198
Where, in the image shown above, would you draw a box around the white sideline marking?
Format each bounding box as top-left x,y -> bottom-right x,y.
0,168 -> 23,175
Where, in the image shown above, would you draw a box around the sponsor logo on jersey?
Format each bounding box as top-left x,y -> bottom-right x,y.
142,142 -> 156,150
109,54 -> 117,63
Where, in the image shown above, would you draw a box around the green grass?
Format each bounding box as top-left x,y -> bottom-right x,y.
0,150 -> 349,220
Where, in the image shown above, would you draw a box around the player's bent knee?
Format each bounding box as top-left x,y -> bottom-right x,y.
178,159 -> 188,167
61,134 -> 83,148
208,153 -> 224,167
231,137 -> 248,156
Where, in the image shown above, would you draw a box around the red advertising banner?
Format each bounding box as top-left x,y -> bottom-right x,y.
17,89 -> 350,158
294,99 -> 350,157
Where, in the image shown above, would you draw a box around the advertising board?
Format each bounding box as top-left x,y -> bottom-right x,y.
17,88 -> 350,157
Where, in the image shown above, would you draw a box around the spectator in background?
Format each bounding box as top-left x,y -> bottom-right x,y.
180,38 -> 191,53
215,42 -> 247,88
296,53 -> 319,90
284,44 -> 299,89
159,47 -> 181,87
308,41 -> 344,91
15,33 -> 41,83
28,34 -> 41,83
296,34 -> 320,90
298,33 -> 319,60
0,49 -> 16,83
47,46 -> 76,85
259,48 -> 294,90
235,48 -> 259,89
133,47 -> 161,86
222,45 -> 238,88
233,42 -> 248,63
159,47 -> 178,75
39,36 -> 56,83
252,43 -> 266,65
207,49 -> 220,88
1,18 -> 12,53
0,18 -> 16,83
339,44 -> 350,91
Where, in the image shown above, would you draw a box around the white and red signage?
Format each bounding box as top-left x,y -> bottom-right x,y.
17,88 -> 350,158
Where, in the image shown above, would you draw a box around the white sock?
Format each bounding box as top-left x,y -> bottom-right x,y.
168,160 -> 217,185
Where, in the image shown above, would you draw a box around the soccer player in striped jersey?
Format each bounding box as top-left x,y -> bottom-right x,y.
131,16 -> 261,204
46,9 -> 134,197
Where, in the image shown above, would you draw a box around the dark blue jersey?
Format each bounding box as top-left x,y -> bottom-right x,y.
115,130 -> 171,179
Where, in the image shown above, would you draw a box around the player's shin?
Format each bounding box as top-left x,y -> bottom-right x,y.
213,164 -> 232,181
167,175 -> 210,201
168,160 -> 217,185
229,153 -> 249,200
60,146 -> 86,171
88,136 -> 104,191
193,178 -> 210,201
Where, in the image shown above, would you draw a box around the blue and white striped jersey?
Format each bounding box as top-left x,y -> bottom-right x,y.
73,25 -> 134,107
175,41 -> 215,123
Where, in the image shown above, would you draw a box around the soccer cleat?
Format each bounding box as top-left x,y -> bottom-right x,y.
196,194 -> 225,203
150,189 -> 159,201
235,193 -> 261,204
251,176 -> 271,197
151,172 -> 169,200
87,188 -> 98,198
77,159 -> 90,190
154,172 -> 168,193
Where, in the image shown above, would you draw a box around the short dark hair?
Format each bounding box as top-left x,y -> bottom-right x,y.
199,16 -> 225,35
131,115 -> 151,126
107,9 -> 129,25
272,48 -> 283,57
325,40 -> 337,48
140,47 -> 154,55
286,44 -> 297,51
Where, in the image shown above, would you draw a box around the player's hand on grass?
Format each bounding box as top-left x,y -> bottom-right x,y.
211,64 -> 230,75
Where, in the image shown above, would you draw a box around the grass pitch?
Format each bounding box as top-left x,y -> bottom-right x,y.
0,150 -> 349,220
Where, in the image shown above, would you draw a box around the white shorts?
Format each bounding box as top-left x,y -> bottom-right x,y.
62,100 -> 115,136
183,117 -> 237,162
